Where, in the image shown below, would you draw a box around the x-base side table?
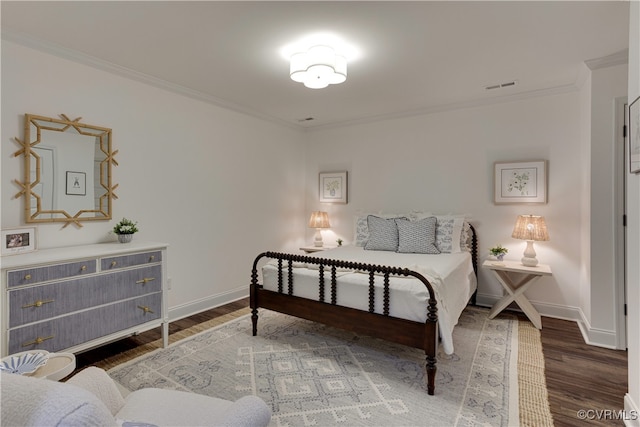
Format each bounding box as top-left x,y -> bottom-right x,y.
482,260 -> 552,329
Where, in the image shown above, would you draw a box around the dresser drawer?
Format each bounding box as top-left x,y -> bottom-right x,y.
9,265 -> 162,328
101,251 -> 162,270
7,260 -> 97,288
9,292 -> 162,354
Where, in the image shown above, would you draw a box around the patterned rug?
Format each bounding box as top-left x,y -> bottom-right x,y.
108,306 -> 526,426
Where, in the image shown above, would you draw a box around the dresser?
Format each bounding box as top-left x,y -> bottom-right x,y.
1,241 -> 168,357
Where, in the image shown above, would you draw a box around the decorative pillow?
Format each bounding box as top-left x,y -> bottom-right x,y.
354,215 -> 370,247
354,213 -> 403,247
435,216 -> 465,253
396,217 -> 440,254
364,215 -> 404,251
411,212 -> 471,253
460,221 -> 472,251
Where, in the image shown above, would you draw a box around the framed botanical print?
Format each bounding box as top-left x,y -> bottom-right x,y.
319,171 -> 348,204
494,160 -> 547,204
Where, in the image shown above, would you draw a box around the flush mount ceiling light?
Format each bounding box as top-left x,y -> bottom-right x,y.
290,45 -> 347,89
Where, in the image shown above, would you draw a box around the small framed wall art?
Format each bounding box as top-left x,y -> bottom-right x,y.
66,171 -> 86,196
319,171 -> 348,204
1,227 -> 37,255
629,96 -> 640,174
494,160 -> 547,204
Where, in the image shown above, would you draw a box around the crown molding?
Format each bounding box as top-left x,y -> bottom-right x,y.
4,28 -> 610,134
303,83 -> 580,132
584,49 -> 629,71
1,28 -> 301,131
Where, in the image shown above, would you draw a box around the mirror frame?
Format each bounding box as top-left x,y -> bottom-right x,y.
13,113 -> 118,228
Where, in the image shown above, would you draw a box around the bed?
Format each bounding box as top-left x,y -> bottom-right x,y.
250,215 -> 478,395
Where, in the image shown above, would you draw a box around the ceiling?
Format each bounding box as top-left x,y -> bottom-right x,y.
1,1 -> 630,130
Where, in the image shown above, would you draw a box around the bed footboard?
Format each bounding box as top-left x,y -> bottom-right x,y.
250,251 -> 439,395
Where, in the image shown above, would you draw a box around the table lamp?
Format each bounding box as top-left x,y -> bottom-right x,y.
308,211 -> 330,247
511,214 -> 549,267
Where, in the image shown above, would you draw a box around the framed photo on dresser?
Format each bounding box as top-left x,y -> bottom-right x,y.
1,227 -> 37,255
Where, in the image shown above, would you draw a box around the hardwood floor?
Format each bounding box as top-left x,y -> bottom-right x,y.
538,315 -> 628,426
75,299 -> 628,426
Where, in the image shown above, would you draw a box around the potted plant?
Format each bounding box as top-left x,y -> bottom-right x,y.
489,244 -> 508,261
336,238 -> 343,247
113,217 -> 139,243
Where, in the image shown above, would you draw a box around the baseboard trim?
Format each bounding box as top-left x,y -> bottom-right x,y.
577,308 -> 620,350
168,287 -> 248,322
476,292 -> 620,349
475,293 -> 581,321
624,394 -> 640,426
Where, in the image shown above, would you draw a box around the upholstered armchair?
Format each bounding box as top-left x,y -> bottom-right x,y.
1,367 -> 271,427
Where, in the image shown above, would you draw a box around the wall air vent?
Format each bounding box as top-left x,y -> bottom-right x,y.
485,80 -> 517,91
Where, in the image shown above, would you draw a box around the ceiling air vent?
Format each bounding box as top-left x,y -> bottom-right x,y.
485,81 -> 517,91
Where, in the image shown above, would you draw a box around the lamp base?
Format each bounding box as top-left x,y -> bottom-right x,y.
521,240 -> 538,266
313,229 -> 323,247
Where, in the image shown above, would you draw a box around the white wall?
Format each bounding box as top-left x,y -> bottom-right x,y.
586,63 -> 628,347
1,41 -> 307,319
625,1 -> 640,423
578,65 -> 593,331
304,93 -> 585,320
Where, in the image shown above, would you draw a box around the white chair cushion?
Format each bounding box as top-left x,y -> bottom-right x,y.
66,366 -> 126,415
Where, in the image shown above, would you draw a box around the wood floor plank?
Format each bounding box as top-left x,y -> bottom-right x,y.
539,316 -> 628,426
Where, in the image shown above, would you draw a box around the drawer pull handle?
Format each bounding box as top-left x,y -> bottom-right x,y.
138,305 -> 154,314
81,265 -> 87,271
111,261 -> 117,267
149,255 -> 155,261
22,299 -> 55,309
22,335 -> 54,347
24,274 -> 32,280
136,277 -> 156,284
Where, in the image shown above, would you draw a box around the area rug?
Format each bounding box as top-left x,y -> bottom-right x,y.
108,306 -> 526,426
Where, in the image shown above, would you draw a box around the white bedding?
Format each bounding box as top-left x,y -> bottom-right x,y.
262,245 -> 477,354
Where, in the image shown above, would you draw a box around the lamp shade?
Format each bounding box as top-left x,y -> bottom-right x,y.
308,211 -> 330,229
512,215 -> 549,241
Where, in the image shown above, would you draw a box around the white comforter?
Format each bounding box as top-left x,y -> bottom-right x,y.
262,246 -> 477,354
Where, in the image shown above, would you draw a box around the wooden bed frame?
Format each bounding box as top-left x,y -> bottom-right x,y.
250,225 -> 477,396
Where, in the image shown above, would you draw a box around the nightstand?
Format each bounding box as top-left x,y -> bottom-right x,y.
300,246 -> 336,254
482,260 -> 552,329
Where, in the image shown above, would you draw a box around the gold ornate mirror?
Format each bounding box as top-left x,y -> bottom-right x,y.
13,114 -> 118,228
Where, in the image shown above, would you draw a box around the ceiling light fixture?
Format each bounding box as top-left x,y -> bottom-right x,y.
290,45 -> 347,89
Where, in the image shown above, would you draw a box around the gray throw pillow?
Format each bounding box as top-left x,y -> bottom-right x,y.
396,217 -> 440,254
364,215 -> 403,251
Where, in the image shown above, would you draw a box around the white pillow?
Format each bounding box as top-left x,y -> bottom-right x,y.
435,216 -> 465,253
